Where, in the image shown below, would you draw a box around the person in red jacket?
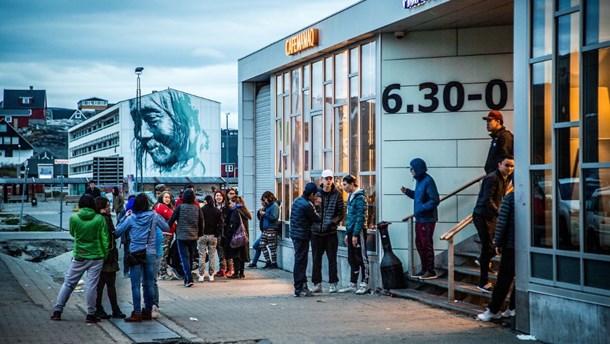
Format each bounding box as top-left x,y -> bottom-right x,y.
154,191 -> 177,280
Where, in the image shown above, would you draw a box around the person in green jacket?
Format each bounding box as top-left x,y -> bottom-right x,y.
50,194 -> 109,323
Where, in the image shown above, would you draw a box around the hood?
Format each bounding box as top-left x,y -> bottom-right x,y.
351,188 -> 365,198
77,207 -> 97,221
182,189 -> 195,203
410,158 -> 428,179
132,211 -> 155,227
125,198 -> 136,211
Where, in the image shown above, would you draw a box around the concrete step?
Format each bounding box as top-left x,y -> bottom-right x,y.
389,288 -> 482,317
406,275 -> 494,299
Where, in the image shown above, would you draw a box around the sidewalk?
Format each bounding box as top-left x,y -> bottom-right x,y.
0,201 -> 531,343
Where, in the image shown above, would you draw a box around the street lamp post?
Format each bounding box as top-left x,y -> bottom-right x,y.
225,112 -> 230,179
135,67 -> 144,192
16,144 -> 21,178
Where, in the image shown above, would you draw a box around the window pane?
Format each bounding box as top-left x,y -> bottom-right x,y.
583,48 -> 610,163
556,14 -> 580,123
360,175 -> 376,230
360,100 -> 376,172
585,259 -> 610,290
531,61 -> 553,164
583,168 -> 610,255
556,0 -> 578,11
556,124 -> 580,251
532,170 -> 553,248
532,0 -> 553,57
335,105 -> 349,173
303,89 -> 311,172
276,179 -> 283,219
292,69 -> 301,115
350,77 -> 360,174
531,252 -> 553,280
276,74 -> 283,95
276,120 -> 282,174
557,255 -> 580,285
324,83 -> 333,150
350,47 -> 359,74
291,115 -> 301,174
585,0 -> 610,45
312,61 -> 323,110
284,72 -> 290,94
325,151 -> 333,171
325,57 -> 333,82
284,178 -> 291,219
335,52 -> 348,103
312,114 -> 323,170
361,42 -> 376,98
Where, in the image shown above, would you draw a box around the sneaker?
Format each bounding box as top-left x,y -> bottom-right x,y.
477,282 -> 493,293
112,310 -> 126,319
311,283 -> 322,293
410,270 -> 426,278
247,263 -> 257,268
338,283 -> 357,293
151,305 -> 159,319
198,275 -> 204,282
50,311 -> 61,321
355,283 -> 368,295
208,274 -> 215,282
329,283 -> 338,293
295,289 -> 313,297
501,309 -> 516,318
477,308 -> 501,322
85,314 -> 101,323
185,281 -> 194,287
95,308 -> 111,320
419,270 -> 437,280
262,262 -> 274,269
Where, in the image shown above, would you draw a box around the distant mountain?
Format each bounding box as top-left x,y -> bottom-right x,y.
18,122 -> 69,159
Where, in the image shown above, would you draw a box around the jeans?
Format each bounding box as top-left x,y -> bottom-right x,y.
54,258 -> 103,315
292,238 -> 310,292
152,256 -> 160,306
311,234 -> 338,284
95,271 -> 119,312
176,239 -> 197,284
415,222 -> 436,272
251,235 -> 262,264
129,254 -> 157,313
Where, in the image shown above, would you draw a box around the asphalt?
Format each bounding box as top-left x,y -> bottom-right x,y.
0,201 -> 531,343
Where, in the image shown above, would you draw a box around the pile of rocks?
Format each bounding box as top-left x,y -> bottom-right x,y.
0,240 -> 73,262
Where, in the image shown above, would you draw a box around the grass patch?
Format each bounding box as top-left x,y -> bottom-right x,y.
22,222 -> 55,232
4,218 -> 20,225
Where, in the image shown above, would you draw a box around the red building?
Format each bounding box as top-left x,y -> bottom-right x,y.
1,86 -> 47,128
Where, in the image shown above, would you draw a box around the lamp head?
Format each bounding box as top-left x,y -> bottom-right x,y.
135,67 -> 144,75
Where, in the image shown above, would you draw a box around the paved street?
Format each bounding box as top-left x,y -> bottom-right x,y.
0,200 -> 529,343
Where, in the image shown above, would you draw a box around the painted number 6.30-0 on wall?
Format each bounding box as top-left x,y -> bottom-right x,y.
382,79 -> 508,114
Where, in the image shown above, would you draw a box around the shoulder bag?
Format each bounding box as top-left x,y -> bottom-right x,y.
125,219 -> 153,267
230,213 -> 248,248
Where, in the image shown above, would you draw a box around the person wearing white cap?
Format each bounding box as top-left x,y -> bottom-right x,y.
310,170 -> 345,293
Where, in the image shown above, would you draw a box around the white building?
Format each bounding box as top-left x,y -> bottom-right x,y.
68,88 -> 222,193
238,1 -> 610,342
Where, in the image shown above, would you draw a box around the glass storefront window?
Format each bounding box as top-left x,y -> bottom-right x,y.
292,69 -> 301,115
335,105 -> 349,173
312,61 -> 323,110
532,170 -> 552,248
583,168 -> 610,255
360,100 -> 376,172
531,61 -> 553,164
585,0 -> 610,45
556,13 -> 580,123
312,114 -> 323,170
556,126 -> 580,251
276,120 -> 282,174
532,0 -> 553,57
350,76 -> 360,174
325,57 -> 333,82
324,83 -> 334,169
583,47 -> 610,163
361,42 -> 376,98
291,115 -> 302,174
335,52 -> 348,104
350,47 -> 359,74
360,175 -> 377,229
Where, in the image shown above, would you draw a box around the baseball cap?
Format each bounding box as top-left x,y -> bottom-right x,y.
155,184 -> 167,192
482,110 -> 503,123
321,169 -> 334,178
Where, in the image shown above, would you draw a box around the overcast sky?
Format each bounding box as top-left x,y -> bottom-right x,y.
0,0 -> 358,128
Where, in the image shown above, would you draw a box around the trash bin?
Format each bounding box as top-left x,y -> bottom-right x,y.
31,197 -> 38,207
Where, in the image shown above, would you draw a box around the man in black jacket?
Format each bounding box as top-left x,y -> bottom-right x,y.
473,155 -> 514,293
483,110 -> 513,174
197,195 -> 224,282
311,170 -> 345,294
84,181 -> 101,198
478,191 -> 516,321
289,182 -> 321,297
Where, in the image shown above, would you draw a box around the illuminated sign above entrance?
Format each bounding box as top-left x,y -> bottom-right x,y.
285,28 -> 319,56
403,0 -> 433,9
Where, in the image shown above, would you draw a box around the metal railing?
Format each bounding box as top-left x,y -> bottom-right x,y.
401,174 -> 485,299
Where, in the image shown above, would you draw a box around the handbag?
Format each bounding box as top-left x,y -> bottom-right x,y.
125,219 -> 153,267
230,214 -> 248,248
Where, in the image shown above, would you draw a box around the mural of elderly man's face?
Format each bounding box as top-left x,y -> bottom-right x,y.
139,102 -> 181,165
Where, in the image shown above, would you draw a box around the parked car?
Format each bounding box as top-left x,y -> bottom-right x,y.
585,187 -> 610,253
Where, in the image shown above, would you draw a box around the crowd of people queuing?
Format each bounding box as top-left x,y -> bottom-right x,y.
49,109 -> 516,324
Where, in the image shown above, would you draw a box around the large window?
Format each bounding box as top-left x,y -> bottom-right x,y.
529,0 -> 610,293
274,40 -> 377,239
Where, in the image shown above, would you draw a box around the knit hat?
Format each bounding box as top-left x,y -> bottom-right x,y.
303,182 -> 318,197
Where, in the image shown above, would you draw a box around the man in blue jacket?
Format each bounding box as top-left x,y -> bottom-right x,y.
289,182 -> 321,297
401,158 -> 440,280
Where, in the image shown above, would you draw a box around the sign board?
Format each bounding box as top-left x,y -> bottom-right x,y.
54,159 -> 69,164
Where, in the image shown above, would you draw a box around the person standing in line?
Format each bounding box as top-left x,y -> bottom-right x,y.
248,203 -> 265,269
175,183 -> 200,208
93,197 -> 126,320
167,189 -> 204,287
119,195 -> 136,278
197,195 -> 224,282
289,182 -> 322,297
478,191 -> 516,321
338,175 -> 370,295
215,189 -> 236,277
401,158 -> 440,280
482,110 -> 513,174
311,170 -> 344,293
153,191 -> 177,280
115,193 -> 169,322
256,191 -> 280,269
473,155 -> 514,293
112,187 -> 125,223
84,181 -> 101,198
50,194 -> 109,323
225,196 -> 252,279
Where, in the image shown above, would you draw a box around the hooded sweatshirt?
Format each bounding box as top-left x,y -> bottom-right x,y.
168,189 -> 204,240
345,188 -> 368,236
69,207 -> 109,260
404,158 -> 440,223
115,211 -> 169,255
